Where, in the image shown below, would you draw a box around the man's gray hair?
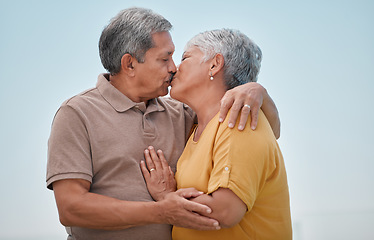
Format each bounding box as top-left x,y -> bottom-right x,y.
185,28 -> 262,89
99,7 -> 172,75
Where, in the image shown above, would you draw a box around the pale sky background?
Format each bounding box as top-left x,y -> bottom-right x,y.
0,0 -> 373,239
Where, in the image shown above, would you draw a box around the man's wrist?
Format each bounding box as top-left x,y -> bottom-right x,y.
151,199 -> 168,224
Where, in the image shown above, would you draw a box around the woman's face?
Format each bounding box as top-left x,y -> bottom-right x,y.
170,46 -> 210,102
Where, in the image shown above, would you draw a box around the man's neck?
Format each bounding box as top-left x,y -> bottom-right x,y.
108,74 -> 149,104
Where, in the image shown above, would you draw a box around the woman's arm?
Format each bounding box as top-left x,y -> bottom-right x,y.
261,89 -> 280,139
191,188 -> 247,228
219,82 -> 281,139
141,147 -> 247,228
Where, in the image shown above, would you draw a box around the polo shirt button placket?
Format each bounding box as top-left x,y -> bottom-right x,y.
134,104 -> 142,113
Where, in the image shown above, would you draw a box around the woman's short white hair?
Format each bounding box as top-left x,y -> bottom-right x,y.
185,28 -> 262,89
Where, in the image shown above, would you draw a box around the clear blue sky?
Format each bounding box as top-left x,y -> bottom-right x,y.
1,1 -> 373,239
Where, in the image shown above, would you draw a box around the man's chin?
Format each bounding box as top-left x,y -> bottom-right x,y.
158,87 -> 169,97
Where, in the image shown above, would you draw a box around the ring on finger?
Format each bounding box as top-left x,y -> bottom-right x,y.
243,104 -> 251,109
149,168 -> 155,172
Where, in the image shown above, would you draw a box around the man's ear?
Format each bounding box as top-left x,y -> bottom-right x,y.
210,53 -> 224,76
121,53 -> 136,77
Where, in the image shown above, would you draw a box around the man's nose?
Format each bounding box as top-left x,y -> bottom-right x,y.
168,59 -> 177,73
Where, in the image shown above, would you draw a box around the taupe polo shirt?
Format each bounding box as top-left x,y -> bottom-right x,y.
47,73 -> 195,240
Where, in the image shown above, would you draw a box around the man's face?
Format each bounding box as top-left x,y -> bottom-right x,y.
134,31 -> 176,100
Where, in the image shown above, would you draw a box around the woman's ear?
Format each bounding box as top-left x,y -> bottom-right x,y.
120,53 -> 136,77
210,53 -> 224,76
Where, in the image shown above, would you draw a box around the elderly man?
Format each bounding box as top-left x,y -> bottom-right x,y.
46,7 -> 280,240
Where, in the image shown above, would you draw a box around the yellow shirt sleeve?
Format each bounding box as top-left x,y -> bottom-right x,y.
207,110 -> 278,211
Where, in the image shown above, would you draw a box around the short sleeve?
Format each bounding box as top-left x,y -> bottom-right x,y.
46,104 -> 93,190
207,113 -> 275,211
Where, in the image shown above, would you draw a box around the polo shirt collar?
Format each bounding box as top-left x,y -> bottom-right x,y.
96,73 -> 165,113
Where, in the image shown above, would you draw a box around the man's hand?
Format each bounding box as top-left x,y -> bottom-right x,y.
219,82 -> 265,131
158,188 -> 221,230
140,148 -> 221,230
140,146 -> 176,201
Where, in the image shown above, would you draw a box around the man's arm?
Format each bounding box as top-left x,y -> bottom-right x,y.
219,82 -> 280,139
140,149 -> 246,228
53,179 -> 220,230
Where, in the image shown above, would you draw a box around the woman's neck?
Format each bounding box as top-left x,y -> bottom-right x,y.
193,103 -> 220,141
187,83 -> 226,141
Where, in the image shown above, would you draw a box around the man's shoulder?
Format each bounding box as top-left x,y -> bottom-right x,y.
61,87 -> 99,108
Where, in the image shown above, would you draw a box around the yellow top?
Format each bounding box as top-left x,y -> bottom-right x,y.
173,110 -> 292,240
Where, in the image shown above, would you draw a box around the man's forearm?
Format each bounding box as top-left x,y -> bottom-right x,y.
53,179 -> 220,231
55,181 -> 162,230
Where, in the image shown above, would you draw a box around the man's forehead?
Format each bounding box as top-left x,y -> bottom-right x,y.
151,32 -> 175,53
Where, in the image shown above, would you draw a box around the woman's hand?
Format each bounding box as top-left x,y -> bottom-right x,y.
140,146 -> 177,201
219,82 -> 265,131
219,82 -> 280,138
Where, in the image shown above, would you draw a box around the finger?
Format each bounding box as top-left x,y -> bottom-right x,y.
168,166 -> 175,178
157,150 -> 169,170
177,188 -> 204,199
227,102 -> 243,128
148,146 -> 163,170
182,198 -> 213,215
238,105 -> 251,131
218,93 -> 234,123
182,212 -> 220,230
144,149 -> 156,171
140,161 -> 151,182
158,150 -> 173,182
250,105 -> 260,130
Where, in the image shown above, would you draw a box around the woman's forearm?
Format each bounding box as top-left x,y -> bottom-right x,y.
261,89 -> 281,139
190,188 -> 246,228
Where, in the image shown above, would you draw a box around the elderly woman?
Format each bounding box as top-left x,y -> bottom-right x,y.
141,29 -> 292,240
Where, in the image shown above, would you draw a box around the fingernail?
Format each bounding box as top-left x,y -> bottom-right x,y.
144,149 -> 149,153
149,146 -> 153,150
228,123 -> 234,128
238,125 -> 244,130
206,208 -> 212,214
216,226 -> 221,230
251,126 -> 255,130
219,118 -> 223,122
